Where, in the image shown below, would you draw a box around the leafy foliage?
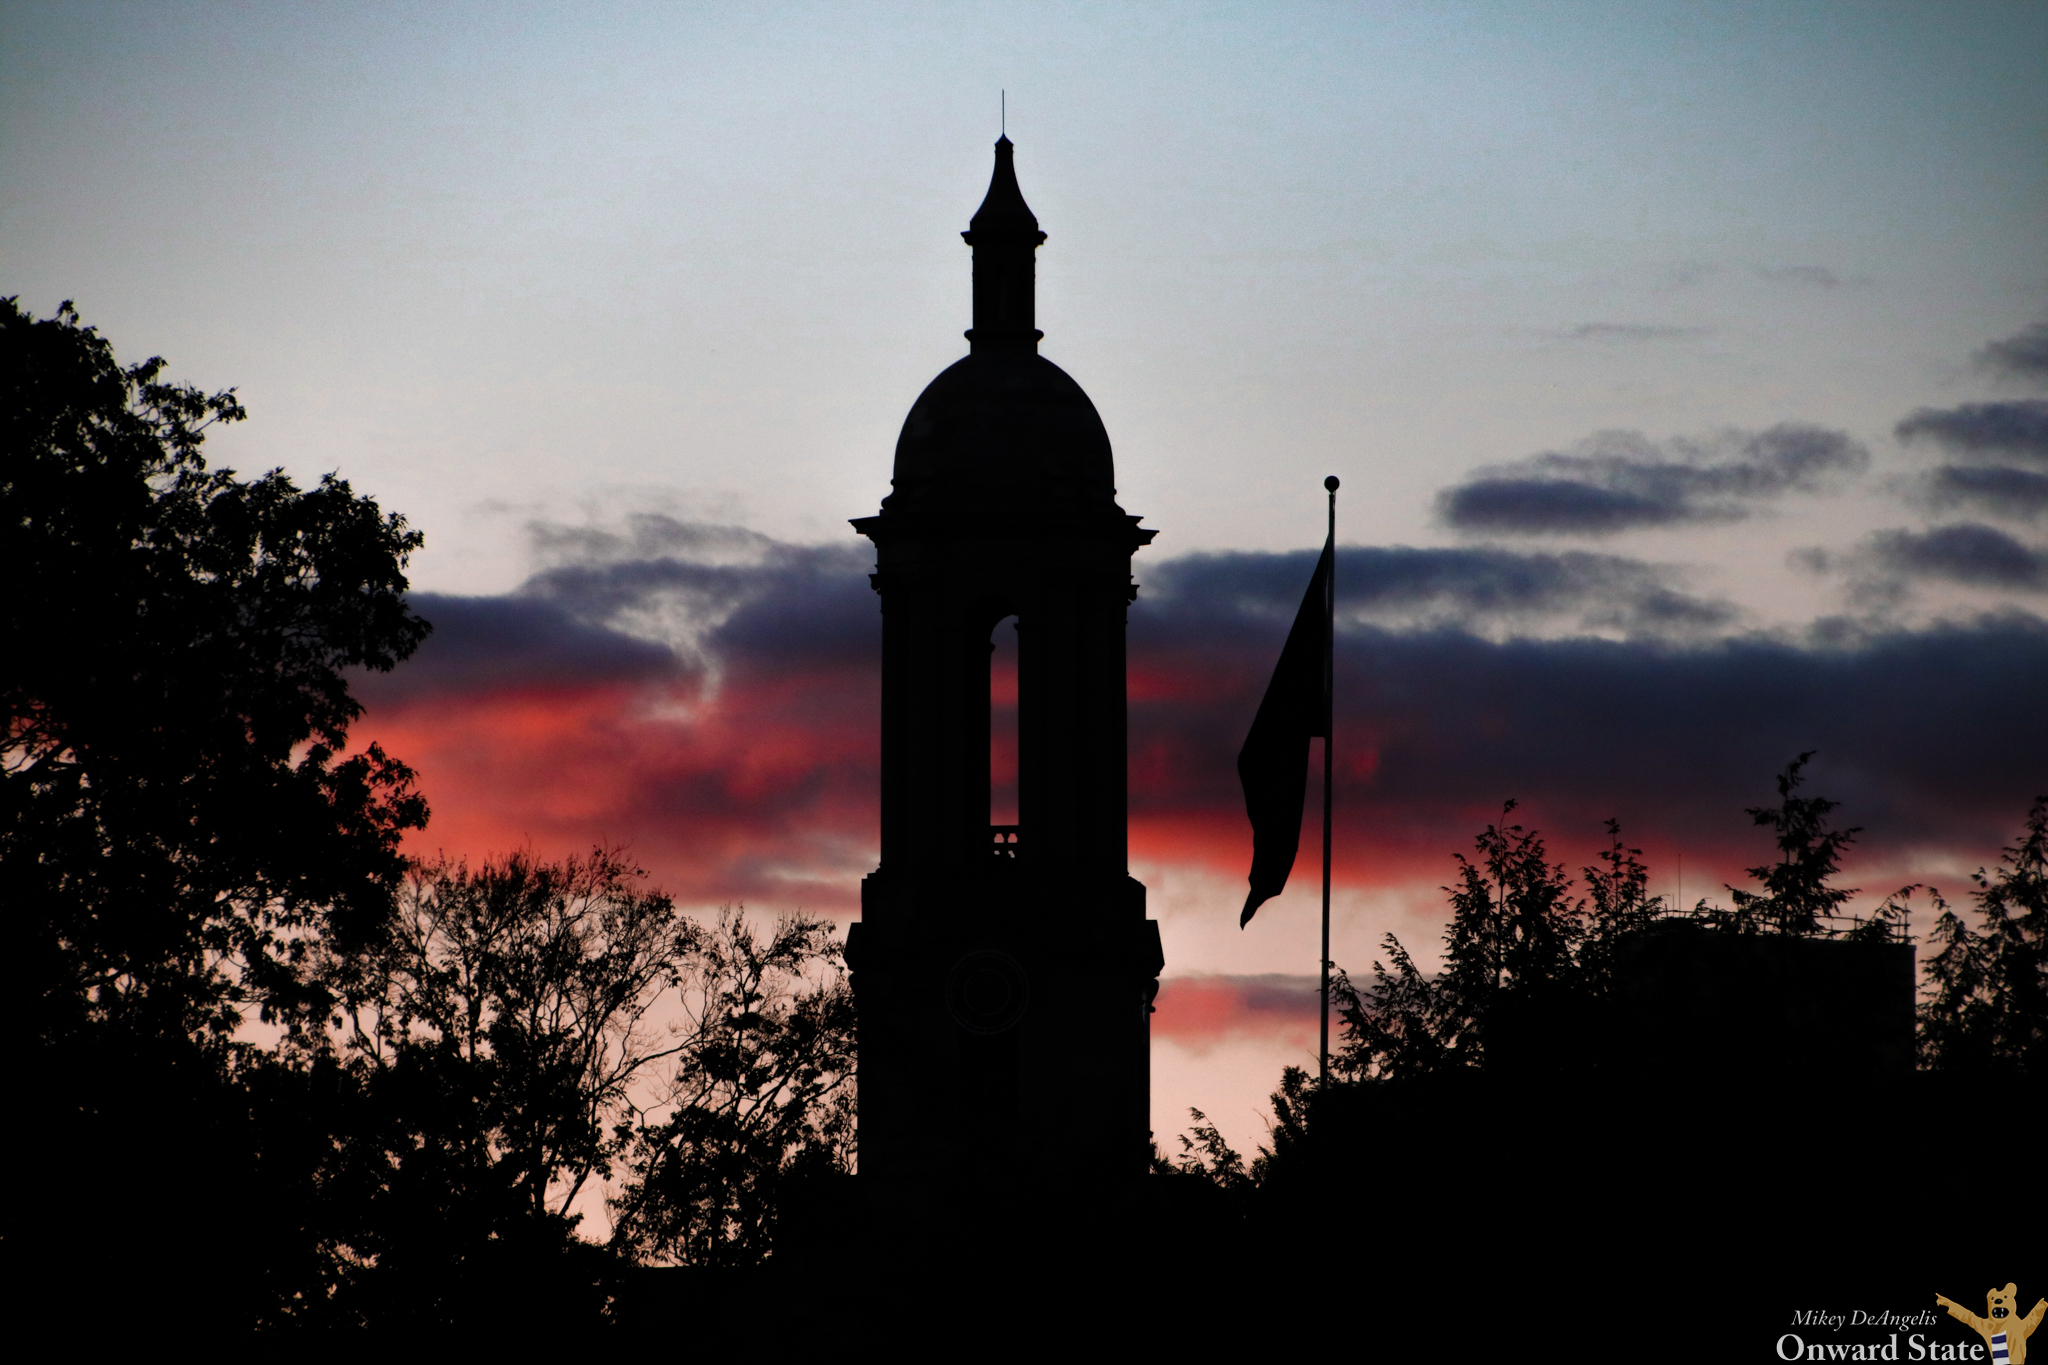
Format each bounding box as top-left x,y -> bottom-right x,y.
1172,768 -> 2042,1217
1435,801 -> 1582,1064
278,856 -> 857,1319
1329,937 -> 1448,1084
5,297 -> 429,1052
7,298 -> 432,1323
1328,808 -> 1661,1082
328,850 -> 680,1227
1162,1107 -> 1260,1193
1165,813 -> 1664,1198
239,849 -> 685,1326
608,908 -> 856,1266
4,299 -> 853,1314
1577,818 -> 1670,989
1155,1067 -> 1313,1214
1918,797 -> 2048,1076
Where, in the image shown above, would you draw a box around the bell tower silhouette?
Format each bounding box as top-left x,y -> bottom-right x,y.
847,136 -> 1162,1207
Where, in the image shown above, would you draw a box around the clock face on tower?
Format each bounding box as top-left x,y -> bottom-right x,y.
946,950 -> 1030,1035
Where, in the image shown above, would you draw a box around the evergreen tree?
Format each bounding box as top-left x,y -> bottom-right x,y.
1919,797 -> 2048,1075
1331,803 -> 1597,1080
1725,751 -> 1860,936
1576,818 -> 1666,994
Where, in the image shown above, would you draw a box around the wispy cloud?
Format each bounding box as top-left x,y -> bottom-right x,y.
1868,523 -> 2048,591
1563,322 -> 1710,342
1896,401 -> 2048,460
1754,264 -> 1868,289
1437,425 -> 1869,535
1798,520 -> 2048,610
1917,464 -> 2048,522
1142,545 -> 1734,638
1973,321 -> 2048,387
1152,974 -> 1320,1049
1657,261 -> 1718,289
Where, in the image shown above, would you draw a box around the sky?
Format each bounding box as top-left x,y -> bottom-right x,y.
6,0 -> 2047,1159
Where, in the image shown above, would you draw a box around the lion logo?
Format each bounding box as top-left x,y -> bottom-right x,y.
1937,1284 -> 2047,1365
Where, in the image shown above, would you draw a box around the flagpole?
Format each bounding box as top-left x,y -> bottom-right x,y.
1320,475 -> 1338,1086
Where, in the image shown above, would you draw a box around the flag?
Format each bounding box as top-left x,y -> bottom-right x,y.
1236,536 -> 1331,926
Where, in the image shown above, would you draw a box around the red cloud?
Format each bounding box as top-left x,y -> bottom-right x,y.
353,546 -> 2048,925
360,660 -> 878,911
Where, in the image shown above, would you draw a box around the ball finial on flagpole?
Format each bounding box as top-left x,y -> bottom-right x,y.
1325,475 -> 1339,492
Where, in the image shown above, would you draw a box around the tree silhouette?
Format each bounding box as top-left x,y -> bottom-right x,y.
1161,1107 -> 1261,1194
231,849 -> 686,1327
1438,801 -> 1582,1066
1919,797 -> 2048,1075
7,299 -> 429,1052
1329,936 -> 1449,1084
1327,804 -> 1637,1081
7,297 -> 430,1319
1576,818 -> 1667,993
1725,751 -> 1860,935
607,908 -> 855,1266
1166,773 -> 2041,1314
317,850 -> 676,1273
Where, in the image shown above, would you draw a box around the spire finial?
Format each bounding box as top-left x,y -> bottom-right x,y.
962,135 -> 1045,354
1001,89 -> 1005,137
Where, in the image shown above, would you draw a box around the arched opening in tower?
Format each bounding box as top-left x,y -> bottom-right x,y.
990,614 -> 1020,830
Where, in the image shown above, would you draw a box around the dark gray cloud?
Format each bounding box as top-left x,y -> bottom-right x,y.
1868,523 -> 2048,591
1128,586 -> 2048,862
520,534 -> 877,670
1974,322 -> 2048,386
1141,545 -> 1734,636
1565,323 -> 1709,342
1921,464 -> 2048,522
1440,479 -> 1677,535
1895,401 -> 2048,459
1438,425 -> 1869,535
357,592 -> 687,703
1132,548 -> 2045,858
356,522 -> 2047,884
354,521 -> 875,704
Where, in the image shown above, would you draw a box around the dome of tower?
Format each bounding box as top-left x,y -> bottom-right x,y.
876,135 -> 1121,519
884,350 -> 1116,515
